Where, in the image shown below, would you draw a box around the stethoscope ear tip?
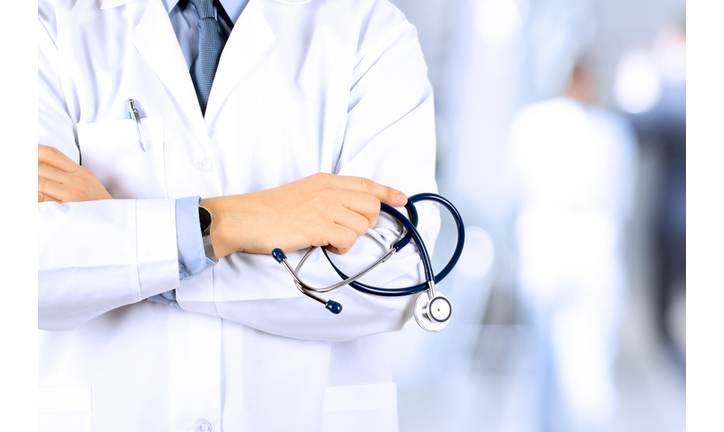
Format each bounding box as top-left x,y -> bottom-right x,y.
325,300 -> 343,314
272,248 -> 287,263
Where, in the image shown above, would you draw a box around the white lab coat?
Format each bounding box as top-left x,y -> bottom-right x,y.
37,0 -> 440,431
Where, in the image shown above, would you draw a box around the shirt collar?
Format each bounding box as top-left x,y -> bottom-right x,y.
161,0 -> 250,24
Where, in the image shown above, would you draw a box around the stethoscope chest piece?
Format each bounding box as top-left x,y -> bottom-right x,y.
413,291 -> 452,333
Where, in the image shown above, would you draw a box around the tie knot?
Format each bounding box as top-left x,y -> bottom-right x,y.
187,0 -> 215,20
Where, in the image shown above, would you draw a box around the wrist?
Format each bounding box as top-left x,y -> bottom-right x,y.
175,196 -> 216,277
198,204 -> 218,263
200,197 -> 234,259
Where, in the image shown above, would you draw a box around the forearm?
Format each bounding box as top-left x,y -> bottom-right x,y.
204,203 -> 439,343
38,199 -> 179,330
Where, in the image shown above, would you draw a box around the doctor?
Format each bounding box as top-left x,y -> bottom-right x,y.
38,0 -> 439,431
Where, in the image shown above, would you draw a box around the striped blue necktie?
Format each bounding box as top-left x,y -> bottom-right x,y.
188,0 -> 226,115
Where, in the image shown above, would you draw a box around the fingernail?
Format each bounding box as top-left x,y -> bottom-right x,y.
398,193 -> 407,205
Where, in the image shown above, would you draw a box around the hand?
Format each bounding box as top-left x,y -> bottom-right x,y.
38,144 -> 112,203
202,173 -> 407,258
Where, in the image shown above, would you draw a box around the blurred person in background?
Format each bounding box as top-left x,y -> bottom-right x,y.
617,25 -> 686,373
508,61 -> 638,432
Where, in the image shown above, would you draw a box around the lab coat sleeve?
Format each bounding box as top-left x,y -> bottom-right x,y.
37,15 -> 181,331
209,12 -> 442,342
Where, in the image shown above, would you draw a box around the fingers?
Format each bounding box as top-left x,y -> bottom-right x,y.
37,145 -> 112,203
38,191 -> 61,203
323,224 -> 359,255
38,175 -> 64,203
310,173 -> 406,230
38,161 -> 68,184
313,173 -> 407,207
336,190 -> 380,229
309,173 -> 406,252
329,205 -> 371,238
38,144 -> 80,172
38,162 -> 77,203
38,155 -> 67,203
38,165 -> 112,203
346,175 -> 407,206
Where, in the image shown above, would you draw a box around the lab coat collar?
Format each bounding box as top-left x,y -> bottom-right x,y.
203,0 -> 275,119
127,0 -> 275,126
160,0 -> 253,23
130,0 -> 209,137
160,0 -> 179,13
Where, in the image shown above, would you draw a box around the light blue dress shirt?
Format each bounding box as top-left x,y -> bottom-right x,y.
148,0 -> 250,308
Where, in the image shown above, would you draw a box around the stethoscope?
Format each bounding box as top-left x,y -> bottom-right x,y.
272,193 -> 465,332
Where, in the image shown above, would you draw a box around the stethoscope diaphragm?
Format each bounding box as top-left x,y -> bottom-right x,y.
413,291 -> 452,332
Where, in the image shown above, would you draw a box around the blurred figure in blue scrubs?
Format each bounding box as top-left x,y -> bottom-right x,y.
508,61 -> 638,432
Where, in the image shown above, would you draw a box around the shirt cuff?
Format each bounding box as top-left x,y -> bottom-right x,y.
176,196 -> 211,278
148,196 -> 217,308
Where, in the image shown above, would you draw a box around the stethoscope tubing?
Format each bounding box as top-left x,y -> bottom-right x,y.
321,192 -> 465,297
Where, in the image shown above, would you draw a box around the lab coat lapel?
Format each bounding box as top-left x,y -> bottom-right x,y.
129,0 -> 208,135
204,0 -> 275,119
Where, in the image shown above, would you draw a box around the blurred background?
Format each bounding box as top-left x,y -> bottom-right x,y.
385,0 -> 686,431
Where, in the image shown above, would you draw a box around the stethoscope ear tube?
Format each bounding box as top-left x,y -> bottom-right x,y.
390,198 -> 419,252
411,193 -> 466,285
272,247 -> 344,314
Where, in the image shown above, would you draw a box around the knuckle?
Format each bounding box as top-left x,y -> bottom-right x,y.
355,216 -> 370,236
314,200 -> 334,217
70,174 -> 89,188
359,177 -> 375,192
368,195 -> 381,211
43,145 -> 60,158
311,172 -> 331,184
342,230 -> 357,248
368,213 -> 379,229
330,231 -> 356,253
311,173 -> 336,194
361,198 -> 380,220
69,187 -> 88,201
356,225 -> 368,237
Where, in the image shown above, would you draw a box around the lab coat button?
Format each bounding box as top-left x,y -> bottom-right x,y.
193,157 -> 213,172
190,419 -> 213,432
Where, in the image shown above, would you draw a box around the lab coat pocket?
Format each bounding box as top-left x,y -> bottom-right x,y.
322,383 -> 399,432
76,118 -> 167,199
38,386 -> 92,432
